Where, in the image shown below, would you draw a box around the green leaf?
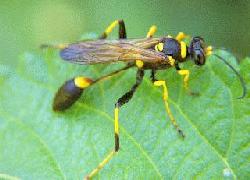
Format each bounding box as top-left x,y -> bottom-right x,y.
0,49 -> 249,179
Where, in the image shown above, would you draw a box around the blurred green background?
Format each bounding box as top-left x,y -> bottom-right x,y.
0,0 -> 249,68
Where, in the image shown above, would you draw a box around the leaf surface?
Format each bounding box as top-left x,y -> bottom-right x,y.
0,50 -> 249,179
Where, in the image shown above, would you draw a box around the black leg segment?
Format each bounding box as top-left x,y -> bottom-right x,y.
118,20 -> 126,39
114,69 -> 144,152
116,69 -> 144,108
150,69 -> 158,83
100,19 -> 127,39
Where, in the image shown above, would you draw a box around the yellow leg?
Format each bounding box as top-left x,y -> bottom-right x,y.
85,69 -> 144,179
104,20 -> 119,36
100,20 -> 126,39
85,106 -> 120,179
147,25 -> 157,38
154,80 -> 185,138
177,70 -> 189,91
85,150 -> 116,180
114,107 -> 119,151
205,46 -> 213,56
177,70 -> 199,96
175,32 -> 188,42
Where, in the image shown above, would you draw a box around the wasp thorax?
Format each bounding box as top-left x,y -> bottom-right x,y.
162,38 -> 182,60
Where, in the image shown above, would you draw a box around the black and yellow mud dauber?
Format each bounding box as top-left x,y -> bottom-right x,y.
42,19 -> 246,179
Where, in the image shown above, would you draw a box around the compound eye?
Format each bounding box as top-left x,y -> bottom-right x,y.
197,54 -> 205,65
194,51 -> 205,65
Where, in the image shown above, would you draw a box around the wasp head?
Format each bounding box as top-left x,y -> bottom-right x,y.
188,36 -> 207,66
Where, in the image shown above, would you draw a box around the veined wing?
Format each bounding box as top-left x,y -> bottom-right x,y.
60,38 -> 166,65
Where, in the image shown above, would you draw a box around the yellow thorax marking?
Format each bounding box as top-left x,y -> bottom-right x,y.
105,20 -> 119,34
155,43 -> 164,52
168,56 -> 175,66
176,32 -> 187,42
206,46 -> 213,56
147,25 -> 157,38
136,60 -> 144,68
74,77 -> 92,88
180,41 -> 187,58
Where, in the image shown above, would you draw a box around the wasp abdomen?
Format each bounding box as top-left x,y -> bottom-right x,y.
53,77 -> 93,111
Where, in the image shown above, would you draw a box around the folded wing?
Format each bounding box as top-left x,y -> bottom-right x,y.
60,38 -> 165,65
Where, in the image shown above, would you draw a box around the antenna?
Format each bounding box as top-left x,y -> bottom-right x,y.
212,53 -> 246,99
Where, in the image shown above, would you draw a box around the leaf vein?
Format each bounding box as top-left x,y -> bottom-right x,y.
75,102 -> 164,179
0,111 -> 66,179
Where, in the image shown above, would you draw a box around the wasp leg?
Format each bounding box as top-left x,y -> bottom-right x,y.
85,149 -> 115,180
178,69 -> 189,91
114,69 -> 144,149
134,25 -> 157,70
154,80 -> 185,138
41,20 -> 127,49
150,69 -> 158,83
175,32 -> 188,42
85,69 -> 144,179
93,63 -> 133,84
146,25 -> 157,38
99,19 -> 127,39
53,64 -> 133,111
177,69 -> 199,96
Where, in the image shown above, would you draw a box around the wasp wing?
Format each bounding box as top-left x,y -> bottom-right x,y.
60,38 -> 166,65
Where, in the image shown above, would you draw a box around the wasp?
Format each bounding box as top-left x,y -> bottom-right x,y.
42,19 -> 246,179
